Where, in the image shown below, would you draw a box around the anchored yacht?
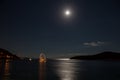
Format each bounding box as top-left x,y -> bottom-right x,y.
39,53 -> 46,63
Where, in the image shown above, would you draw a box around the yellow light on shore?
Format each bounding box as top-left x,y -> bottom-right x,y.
29,58 -> 32,61
6,55 -> 10,58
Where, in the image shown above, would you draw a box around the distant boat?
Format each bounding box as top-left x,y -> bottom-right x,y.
39,53 -> 46,63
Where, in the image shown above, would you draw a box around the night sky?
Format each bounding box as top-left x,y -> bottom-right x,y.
0,0 -> 120,58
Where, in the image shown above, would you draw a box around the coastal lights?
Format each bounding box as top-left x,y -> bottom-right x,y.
29,58 -> 32,61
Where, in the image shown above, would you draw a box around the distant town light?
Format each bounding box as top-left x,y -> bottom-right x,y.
29,58 -> 32,61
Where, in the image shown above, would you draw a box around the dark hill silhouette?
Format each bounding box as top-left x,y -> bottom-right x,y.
0,48 -> 20,59
70,51 -> 120,60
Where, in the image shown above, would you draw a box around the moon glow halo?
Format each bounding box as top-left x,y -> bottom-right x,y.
65,10 -> 71,16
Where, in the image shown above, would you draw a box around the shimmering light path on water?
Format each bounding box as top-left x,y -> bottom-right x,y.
0,59 -> 120,80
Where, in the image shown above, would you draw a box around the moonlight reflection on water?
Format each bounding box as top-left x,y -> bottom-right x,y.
54,60 -> 79,80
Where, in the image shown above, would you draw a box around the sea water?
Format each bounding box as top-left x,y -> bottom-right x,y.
0,59 -> 120,80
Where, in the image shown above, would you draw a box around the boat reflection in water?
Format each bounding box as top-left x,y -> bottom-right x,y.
0,60 -> 2,73
39,53 -> 46,80
39,62 -> 46,80
2,59 -> 11,80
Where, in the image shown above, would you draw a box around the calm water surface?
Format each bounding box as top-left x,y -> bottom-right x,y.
0,59 -> 120,80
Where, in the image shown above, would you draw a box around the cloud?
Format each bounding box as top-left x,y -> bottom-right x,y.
83,41 -> 105,47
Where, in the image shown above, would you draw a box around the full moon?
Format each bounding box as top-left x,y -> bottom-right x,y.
65,10 -> 71,16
